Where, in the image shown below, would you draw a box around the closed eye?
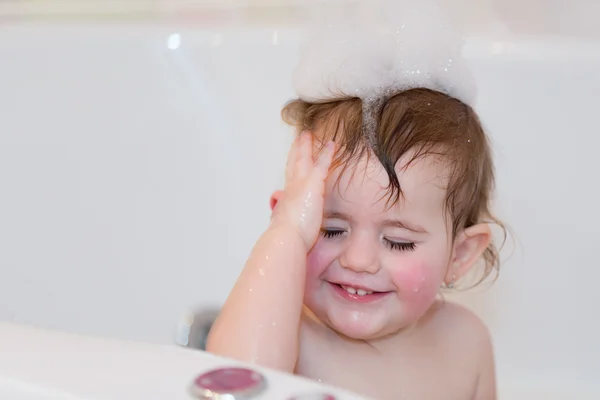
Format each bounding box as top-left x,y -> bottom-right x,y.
322,229 -> 415,251
321,228 -> 345,238
384,239 -> 416,252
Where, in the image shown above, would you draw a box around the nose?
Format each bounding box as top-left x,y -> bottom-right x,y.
338,232 -> 380,274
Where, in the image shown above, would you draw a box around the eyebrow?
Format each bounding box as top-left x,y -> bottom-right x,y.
323,211 -> 429,234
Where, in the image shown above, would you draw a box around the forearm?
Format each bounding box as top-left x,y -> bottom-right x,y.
206,226 -> 306,372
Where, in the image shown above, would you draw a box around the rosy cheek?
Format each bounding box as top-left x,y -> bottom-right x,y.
390,262 -> 441,315
306,239 -> 335,278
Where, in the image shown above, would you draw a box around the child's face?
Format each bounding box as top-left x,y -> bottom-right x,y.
303,152 -> 453,340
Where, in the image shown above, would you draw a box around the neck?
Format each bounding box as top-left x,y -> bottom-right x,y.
301,305 -> 422,353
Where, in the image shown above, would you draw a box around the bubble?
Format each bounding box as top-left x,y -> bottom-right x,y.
293,0 -> 476,106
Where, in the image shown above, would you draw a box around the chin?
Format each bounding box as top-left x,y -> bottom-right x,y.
334,324 -> 387,340
313,303 -> 404,340
331,315 -> 409,340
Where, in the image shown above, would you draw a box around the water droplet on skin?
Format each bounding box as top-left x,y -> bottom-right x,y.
272,321 -> 277,327
259,269 -> 265,276
412,287 -> 420,293
249,288 -> 253,292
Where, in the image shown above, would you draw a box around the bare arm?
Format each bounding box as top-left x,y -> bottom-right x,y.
206,226 -> 307,371
206,133 -> 334,372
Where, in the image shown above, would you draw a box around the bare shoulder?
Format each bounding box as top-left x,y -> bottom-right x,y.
426,300 -> 495,364
426,300 -> 493,345
424,300 -> 496,399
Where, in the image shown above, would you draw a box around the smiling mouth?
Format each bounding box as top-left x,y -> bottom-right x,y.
339,285 -> 374,296
328,282 -> 391,302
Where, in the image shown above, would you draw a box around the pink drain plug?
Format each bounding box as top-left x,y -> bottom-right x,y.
190,367 -> 267,399
189,366 -> 337,399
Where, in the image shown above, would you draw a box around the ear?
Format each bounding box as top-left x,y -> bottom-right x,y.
446,223 -> 491,285
269,190 -> 284,212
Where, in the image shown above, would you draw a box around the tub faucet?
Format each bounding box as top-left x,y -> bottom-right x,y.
175,307 -> 220,350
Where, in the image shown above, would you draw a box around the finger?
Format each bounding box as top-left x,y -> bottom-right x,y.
314,141 -> 335,178
294,131 -> 313,180
285,134 -> 301,183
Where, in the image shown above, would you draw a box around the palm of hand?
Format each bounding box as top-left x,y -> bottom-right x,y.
271,132 -> 335,251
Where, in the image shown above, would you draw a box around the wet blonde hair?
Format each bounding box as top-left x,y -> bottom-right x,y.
282,88 -> 504,287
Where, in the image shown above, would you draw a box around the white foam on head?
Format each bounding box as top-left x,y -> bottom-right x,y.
293,0 -> 476,106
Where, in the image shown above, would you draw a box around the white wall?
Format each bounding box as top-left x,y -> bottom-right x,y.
0,17 -> 598,396
0,22 -> 298,341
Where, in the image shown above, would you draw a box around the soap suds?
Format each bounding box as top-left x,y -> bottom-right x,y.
293,0 -> 476,106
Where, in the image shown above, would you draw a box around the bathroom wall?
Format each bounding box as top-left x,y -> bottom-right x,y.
0,1 -> 599,395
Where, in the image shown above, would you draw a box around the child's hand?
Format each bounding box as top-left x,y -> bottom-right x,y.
271,132 -> 335,251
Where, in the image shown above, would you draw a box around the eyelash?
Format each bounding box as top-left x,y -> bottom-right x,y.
320,229 -> 416,252
321,229 -> 345,239
384,240 -> 416,252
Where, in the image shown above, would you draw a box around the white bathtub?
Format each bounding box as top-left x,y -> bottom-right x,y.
0,322 -> 367,399
0,1 -> 599,399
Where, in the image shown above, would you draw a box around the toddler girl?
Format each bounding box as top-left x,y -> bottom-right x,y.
207,2 -> 503,399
